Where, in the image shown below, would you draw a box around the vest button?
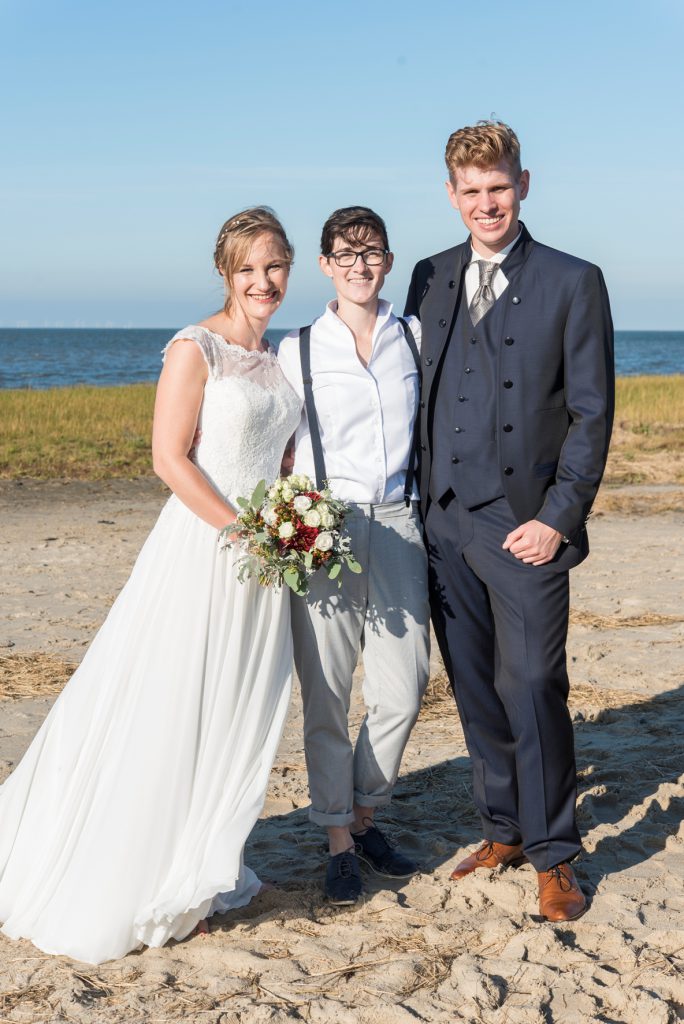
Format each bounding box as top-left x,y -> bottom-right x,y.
464,366 -> 472,374
454,426 -> 462,433
505,337 -> 514,346
439,318 -> 447,328
503,379 -> 513,388
504,466 -> 514,475
451,456 -> 460,464
470,337 -> 478,345
420,443 -> 426,451
458,395 -> 466,402
420,400 -> 425,409
448,280 -> 456,289
425,357 -> 433,366
512,296 -> 521,304
503,423 -> 513,432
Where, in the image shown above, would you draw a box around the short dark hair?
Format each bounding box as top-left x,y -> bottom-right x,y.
320,206 -> 390,256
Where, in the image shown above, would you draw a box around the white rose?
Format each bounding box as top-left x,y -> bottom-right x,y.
316,502 -> 329,515
262,507 -> 278,526
304,509 -> 321,527
278,521 -> 295,539
293,495 -> 312,514
320,511 -> 335,528
314,532 -> 334,552
268,484 -> 281,500
281,486 -> 294,502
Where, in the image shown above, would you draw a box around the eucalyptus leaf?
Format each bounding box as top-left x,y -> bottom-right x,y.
283,566 -> 301,592
327,561 -> 342,580
236,496 -> 250,509
250,479 -> 267,509
346,558 -> 363,574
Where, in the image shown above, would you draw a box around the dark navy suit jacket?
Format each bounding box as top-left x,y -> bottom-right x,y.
404,225 -> 615,560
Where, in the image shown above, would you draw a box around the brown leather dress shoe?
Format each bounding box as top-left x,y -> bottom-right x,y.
538,863 -> 587,921
450,840 -> 527,880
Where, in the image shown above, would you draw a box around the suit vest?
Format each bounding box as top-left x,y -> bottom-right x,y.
429,276 -> 508,508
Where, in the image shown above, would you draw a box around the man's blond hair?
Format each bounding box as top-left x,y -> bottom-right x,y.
445,120 -> 522,180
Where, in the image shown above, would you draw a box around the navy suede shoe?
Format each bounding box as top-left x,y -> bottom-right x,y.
352,825 -> 418,879
325,849 -> 363,905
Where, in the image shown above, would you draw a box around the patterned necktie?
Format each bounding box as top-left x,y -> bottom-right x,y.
469,260 -> 499,326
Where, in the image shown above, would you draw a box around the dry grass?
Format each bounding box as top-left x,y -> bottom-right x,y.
604,375 -> 684,485
569,610 -> 683,629
0,383 -> 155,479
0,653 -> 76,700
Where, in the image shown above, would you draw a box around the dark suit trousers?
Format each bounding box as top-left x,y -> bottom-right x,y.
425,494 -> 581,871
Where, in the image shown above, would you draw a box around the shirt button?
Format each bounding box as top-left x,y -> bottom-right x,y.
512,296 -> 521,305
504,337 -> 514,346
451,456 -> 460,464
425,357 -> 433,366
503,423 -> 513,432
504,466 -> 514,475
503,379 -> 513,388
439,318 -> 447,328
454,426 -> 462,433
448,280 -> 456,289
464,367 -> 472,374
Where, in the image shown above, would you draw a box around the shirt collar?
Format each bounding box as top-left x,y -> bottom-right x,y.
324,297 -> 394,330
468,228 -> 522,266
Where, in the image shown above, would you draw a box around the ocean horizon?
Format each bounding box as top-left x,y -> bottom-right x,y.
0,328 -> 682,390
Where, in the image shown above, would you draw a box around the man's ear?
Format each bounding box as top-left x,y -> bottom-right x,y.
318,254 -> 334,279
519,169 -> 530,201
445,178 -> 460,212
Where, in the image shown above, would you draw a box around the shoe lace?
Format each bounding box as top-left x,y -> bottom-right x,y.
476,841 -> 496,863
338,848 -> 356,878
546,865 -> 574,892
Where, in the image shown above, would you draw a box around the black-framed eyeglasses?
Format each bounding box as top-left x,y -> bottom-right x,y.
326,248 -> 389,267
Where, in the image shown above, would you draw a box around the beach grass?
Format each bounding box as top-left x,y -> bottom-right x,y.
0,375 -> 682,481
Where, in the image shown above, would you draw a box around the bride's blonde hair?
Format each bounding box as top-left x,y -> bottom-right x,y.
213,207 -> 294,314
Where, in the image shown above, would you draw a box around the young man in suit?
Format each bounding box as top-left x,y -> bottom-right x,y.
405,121 -> 614,921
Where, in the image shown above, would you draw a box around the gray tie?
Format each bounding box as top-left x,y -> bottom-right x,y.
469,260 -> 499,326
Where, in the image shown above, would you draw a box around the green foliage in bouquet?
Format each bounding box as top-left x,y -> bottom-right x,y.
222,476 -> 362,596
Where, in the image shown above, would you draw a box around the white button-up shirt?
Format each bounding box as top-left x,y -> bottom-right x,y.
464,229 -> 521,304
276,299 -> 421,504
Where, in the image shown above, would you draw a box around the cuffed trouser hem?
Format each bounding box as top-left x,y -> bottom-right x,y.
308,806 -> 356,828
353,790 -> 393,809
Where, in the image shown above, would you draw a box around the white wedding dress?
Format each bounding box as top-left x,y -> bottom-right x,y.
0,326 -> 302,964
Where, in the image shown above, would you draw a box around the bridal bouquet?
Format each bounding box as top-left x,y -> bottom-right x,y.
222,476 -> 362,596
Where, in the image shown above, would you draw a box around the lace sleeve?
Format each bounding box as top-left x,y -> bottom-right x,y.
162,326 -> 223,379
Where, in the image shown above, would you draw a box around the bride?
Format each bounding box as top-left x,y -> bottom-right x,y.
0,207 -> 302,964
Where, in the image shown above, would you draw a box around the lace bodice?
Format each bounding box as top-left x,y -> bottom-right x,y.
163,326 -> 302,507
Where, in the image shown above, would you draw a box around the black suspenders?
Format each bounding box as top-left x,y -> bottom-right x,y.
299,318 -> 422,504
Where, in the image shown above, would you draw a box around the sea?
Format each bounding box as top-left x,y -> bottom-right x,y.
0,328 -> 681,390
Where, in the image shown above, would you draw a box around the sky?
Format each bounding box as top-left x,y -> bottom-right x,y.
1,0 -> 683,330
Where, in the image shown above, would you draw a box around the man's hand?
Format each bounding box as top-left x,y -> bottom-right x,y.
502,520 -> 563,566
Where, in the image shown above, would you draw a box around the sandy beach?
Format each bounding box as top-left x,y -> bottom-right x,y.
1,478 -> 683,1023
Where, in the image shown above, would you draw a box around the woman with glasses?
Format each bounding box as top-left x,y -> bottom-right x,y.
277,206 -> 431,907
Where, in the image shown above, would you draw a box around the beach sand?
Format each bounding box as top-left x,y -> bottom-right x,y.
0,478 -> 683,1023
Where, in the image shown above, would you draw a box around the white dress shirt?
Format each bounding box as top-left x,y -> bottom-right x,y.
464,229 -> 522,305
276,299 -> 421,504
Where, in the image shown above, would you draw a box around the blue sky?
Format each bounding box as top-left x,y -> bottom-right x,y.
1,0 -> 683,329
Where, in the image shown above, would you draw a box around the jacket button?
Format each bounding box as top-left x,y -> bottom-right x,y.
425,357 -> 433,366
503,379 -> 513,388
512,296 -> 521,304
503,423 -> 513,432
504,337 -> 514,346
464,366 -> 472,374
420,400 -> 425,409
504,466 -> 514,475
420,443 -> 426,451
439,318 -> 447,328
451,456 -> 460,464
448,280 -> 456,289
458,395 -> 466,402
470,337 -> 478,345
454,426 -> 462,433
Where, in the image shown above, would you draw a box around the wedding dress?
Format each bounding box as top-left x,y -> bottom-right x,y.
0,326 -> 302,964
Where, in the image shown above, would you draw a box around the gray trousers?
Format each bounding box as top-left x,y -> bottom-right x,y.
290,501 -> 431,827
